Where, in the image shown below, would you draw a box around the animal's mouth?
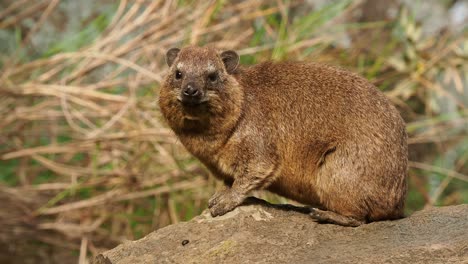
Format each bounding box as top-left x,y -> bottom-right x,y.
176,96 -> 210,121
183,115 -> 201,121
176,96 -> 209,106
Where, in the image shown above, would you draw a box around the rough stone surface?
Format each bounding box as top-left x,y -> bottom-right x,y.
95,199 -> 468,264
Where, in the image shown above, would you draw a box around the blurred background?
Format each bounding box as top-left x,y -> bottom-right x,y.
0,0 -> 466,263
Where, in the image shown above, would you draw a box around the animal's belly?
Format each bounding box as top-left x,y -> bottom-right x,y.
266,138 -> 335,205
267,171 -> 321,206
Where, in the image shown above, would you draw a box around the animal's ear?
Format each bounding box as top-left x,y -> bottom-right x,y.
220,50 -> 239,74
166,48 -> 180,67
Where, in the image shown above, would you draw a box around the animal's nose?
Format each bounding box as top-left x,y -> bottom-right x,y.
183,84 -> 199,97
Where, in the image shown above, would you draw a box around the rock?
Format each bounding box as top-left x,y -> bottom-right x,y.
94,198 -> 468,264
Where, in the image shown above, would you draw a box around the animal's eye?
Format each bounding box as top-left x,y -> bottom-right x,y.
207,72 -> 218,82
175,70 -> 182,80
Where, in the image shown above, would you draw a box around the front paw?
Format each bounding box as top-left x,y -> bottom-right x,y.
208,189 -> 245,217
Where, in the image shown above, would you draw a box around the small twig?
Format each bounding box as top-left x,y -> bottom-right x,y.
37,189 -> 126,215
114,177 -> 206,202
0,0 -> 29,20
429,176 -> 452,205
168,197 -> 179,224
21,0 -> 60,47
0,0 -> 48,29
2,141 -> 95,160
79,236 -> 88,264
409,161 -> 468,182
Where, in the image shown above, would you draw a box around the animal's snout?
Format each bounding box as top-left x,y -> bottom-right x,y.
180,82 -> 205,106
183,83 -> 200,97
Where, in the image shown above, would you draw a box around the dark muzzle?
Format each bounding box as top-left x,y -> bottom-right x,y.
180,83 -> 204,105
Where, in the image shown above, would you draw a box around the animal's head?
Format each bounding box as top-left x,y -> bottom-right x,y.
159,46 -> 243,133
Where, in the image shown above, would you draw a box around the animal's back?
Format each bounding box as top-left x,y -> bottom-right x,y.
236,61 -> 399,138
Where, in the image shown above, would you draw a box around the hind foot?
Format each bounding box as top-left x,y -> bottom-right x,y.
310,208 -> 365,227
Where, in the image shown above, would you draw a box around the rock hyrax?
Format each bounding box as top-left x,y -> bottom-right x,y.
159,46 -> 407,226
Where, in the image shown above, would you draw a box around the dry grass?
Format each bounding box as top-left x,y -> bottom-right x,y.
0,0 -> 466,262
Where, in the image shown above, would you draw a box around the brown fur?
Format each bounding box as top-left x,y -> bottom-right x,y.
159,46 -> 408,226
